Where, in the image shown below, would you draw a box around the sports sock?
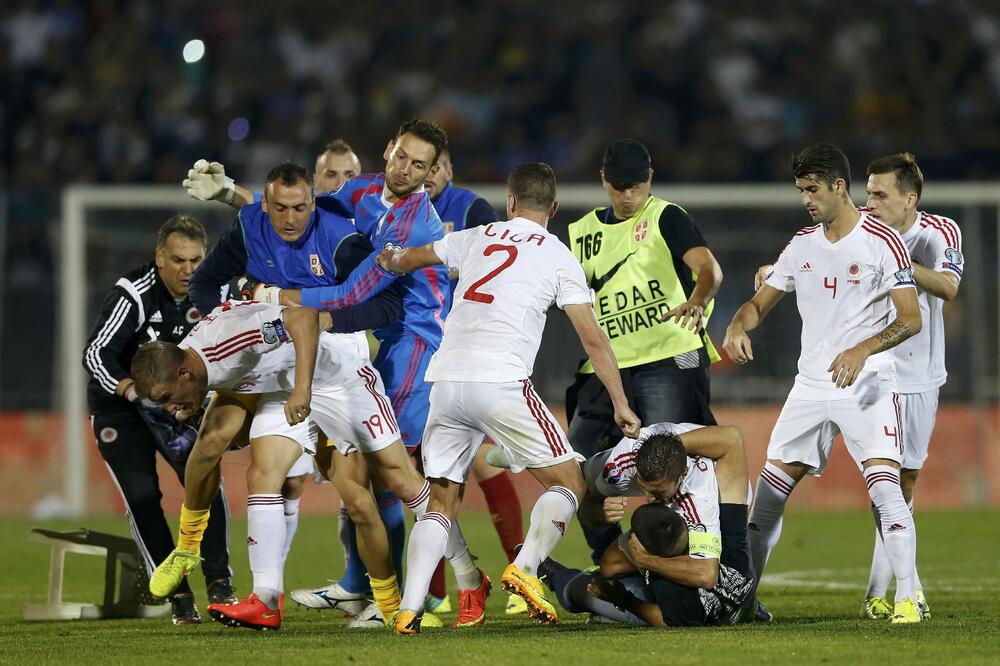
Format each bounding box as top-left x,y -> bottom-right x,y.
340,517 -> 372,594
864,466 -> 916,603
376,490 -> 406,581
748,462 -> 797,582
866,504 -> 893,599
280,497 -> 300,568
428,559 -> 447,599
513,485 -> 579,576
479,471 -> 524,561
369,573 -> 401,619
400,512 -> 450,612
404,481 -> 479,590
247,494 -> 285,609
177,504 -> 210,554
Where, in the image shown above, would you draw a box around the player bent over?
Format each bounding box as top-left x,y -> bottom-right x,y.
378,163 -> 640,634
723,143 -> 923,624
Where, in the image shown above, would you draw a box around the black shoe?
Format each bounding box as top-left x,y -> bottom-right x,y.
206,578 -> 238,605
536,557 -> 562,589
754,598 -> 773,623
170,593 -> 202,625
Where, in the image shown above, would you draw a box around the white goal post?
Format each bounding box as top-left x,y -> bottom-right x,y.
60,182 -> 1000,514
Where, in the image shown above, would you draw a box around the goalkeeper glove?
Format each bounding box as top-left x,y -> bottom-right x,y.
237,275 -> 281,304
183,159 -> 236,204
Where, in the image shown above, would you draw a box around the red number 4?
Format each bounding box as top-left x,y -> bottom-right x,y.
463,244 -> 518,304
824,276 -> 837,299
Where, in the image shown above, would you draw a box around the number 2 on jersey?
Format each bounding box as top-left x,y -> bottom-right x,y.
463,244 -> 518,304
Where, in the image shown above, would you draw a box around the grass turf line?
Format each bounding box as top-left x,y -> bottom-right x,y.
1,509 -> 998,665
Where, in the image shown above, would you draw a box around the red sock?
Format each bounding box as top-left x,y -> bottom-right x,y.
479,471 -> 524,561
428,558 -> 447,599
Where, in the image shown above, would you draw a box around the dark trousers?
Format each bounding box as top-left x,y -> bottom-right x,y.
93,409 -> 232,593
566,348 -> 716,563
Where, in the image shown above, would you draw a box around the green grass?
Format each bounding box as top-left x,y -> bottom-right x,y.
1,509 -> 998,664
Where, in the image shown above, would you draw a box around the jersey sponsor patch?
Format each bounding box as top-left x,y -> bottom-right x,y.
99,427 -> 118,443
262,318 -> 289,344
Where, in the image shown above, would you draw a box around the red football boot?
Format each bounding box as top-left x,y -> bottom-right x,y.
208,593 -> 282,631
452,571 -> 491,628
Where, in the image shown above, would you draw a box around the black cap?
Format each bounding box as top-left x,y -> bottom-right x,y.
602,139 -> 651,185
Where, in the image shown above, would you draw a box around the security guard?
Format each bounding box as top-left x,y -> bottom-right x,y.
567,139 -> 724,466
83,215 -> 236,624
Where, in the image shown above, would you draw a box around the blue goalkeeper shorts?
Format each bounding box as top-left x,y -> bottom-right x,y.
373,332 -> 434,451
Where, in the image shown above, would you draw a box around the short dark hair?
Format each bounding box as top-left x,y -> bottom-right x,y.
266,160 -> 312,192
630,502 -> 688,557
507,162 -> 557,212
634,433 -> 687,484
323,139 -> 354,155
157,214 -> 207,250
395,118 -> 448,164
790,143 -> 851,191
867,152 -> 923,199
131,341 -> 186,399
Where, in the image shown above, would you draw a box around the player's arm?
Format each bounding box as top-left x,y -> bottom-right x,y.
586,577 -> 668,627
912,264 -> 959,301
189,217 -> 250,315
628,533 -> 719,589
598,538 -> 639,576
377,242 -> 443,274
183,395 -> 254,510
83,285 -> 142,403
578,491 -> 628,527
678,426 -> 748,504
564,303 -> 641,438
659,206 -> 723,331
827,285 -> 921,389
280,306 -> 321,425
722,285 -> 785,364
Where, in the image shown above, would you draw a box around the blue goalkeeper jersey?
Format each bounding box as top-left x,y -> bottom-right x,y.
304,173 -> 451,347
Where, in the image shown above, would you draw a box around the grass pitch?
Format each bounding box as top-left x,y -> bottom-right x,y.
2,509 -> 998,665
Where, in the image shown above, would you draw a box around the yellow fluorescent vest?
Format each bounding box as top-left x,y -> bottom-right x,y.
568,195 -> 720,373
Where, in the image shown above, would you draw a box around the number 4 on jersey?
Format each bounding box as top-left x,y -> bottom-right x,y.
463,244 -> 518,304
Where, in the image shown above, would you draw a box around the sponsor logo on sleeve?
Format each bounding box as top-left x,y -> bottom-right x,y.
894,267 -> 915,284
944,248 -> 964,265
262,318 -> 289,344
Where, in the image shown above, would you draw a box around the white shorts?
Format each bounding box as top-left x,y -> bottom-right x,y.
900,389 -> 939,470
767,387 -> 904,475
422,379 -> 584,484
248,363 -> 400,458
287,451 -> 315,478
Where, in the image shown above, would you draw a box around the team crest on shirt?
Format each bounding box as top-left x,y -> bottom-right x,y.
99,427 -> 118,443
847,262 -> 862,285
185,307 -> 201,324
309,254 -> 325,276
442,221 -> 455,234
633,219 -> 649,242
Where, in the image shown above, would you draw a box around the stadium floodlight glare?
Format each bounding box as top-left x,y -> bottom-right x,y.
183,39 -> 205,63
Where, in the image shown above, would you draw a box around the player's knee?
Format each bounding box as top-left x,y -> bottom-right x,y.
282,475 -> 306,499
900,469 -> 919,502
246,464 -> 282,494
340,486 -> 380,526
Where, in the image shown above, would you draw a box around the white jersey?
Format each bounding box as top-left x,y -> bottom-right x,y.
587,422 -> 721,560
179,301 -> 369,393
765,213 -> 916,401
425,218 -> 592,382
893,211 -> 963,392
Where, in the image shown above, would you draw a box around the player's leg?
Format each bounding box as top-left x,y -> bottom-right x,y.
839,392 -> 920,624
471,444 -> 525,614
630,348 -> 717,426
865,390 -> 935,619
749,399 -> 833,584
95,410 -> 201,623
280,454 -> 311,565
150,393 -> 254,599
678,425 -> 749,504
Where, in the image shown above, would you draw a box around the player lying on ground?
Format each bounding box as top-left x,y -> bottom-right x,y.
376,163 -> 641,634
539,427 -> 756,627
132,301 -> 469,631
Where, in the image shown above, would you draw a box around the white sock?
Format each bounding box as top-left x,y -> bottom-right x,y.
513,486 -> 578,576
400,512 -> 450,612
864,466 -> 916,603
281,497 -> 301,570
247,494 -> 285,609
337,500 -> 350,561
748,462 -> 797,583
404,481 -> 479,589
866,503 -> 893,598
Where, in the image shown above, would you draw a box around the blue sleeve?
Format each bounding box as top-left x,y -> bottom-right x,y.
189,217 -> 248,315
465,197 -> 499,229
300,250 -> 399,311
324,233 -> 403,331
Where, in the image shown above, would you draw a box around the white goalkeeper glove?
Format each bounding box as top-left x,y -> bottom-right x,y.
183,159 -> 236,204
237,275 -> 282,304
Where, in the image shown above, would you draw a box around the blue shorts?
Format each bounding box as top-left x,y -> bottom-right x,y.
373,333 -> 434,451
